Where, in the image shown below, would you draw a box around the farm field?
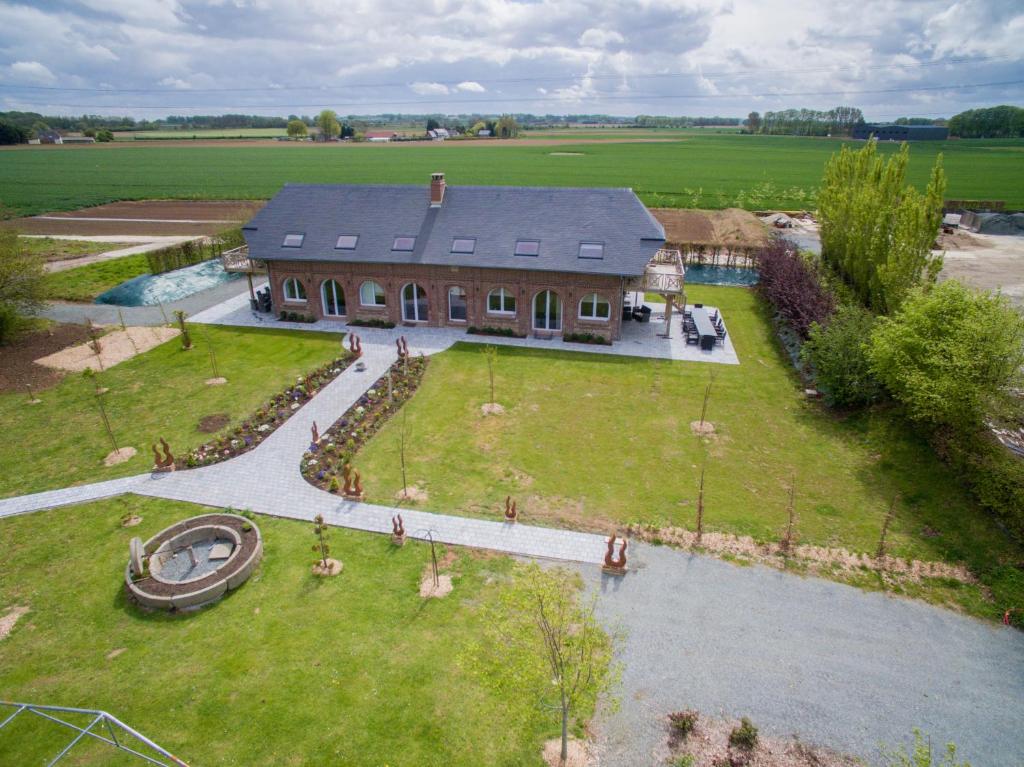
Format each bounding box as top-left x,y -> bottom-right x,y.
353,285 -> 1024,621
0,496 -> 564,767
2,133 -> 1021,216
113,127 -> 287,140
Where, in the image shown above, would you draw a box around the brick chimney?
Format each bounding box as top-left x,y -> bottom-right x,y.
430,172 -> 446,207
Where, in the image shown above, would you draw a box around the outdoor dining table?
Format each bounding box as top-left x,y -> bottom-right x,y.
691,307 -> 717,350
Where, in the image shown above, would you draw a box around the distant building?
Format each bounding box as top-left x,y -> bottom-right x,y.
427,128 -> 450,140
477,129 -> 492,137
38,130 -> 62,144
365,131 -> 396,142
62,136 -> 96,144
852,124 -> 949,141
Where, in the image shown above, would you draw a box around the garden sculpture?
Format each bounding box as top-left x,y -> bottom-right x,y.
348,333 -> 362,356
311,421 -> 320,445
602,536 -> 628,575
396,336 -> 409,359
353,469 -> 363,497
152,438 -> 175,471
342,461 -> 352,488
504,495 -> 518,522
391,514 -> 406,545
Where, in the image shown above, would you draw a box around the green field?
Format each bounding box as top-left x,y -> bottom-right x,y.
113,127 -> 287,140
2,134 -> 1021,216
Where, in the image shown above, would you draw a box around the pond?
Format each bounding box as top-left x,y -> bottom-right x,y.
96,258 -> 241,306
684,264 -> 760,286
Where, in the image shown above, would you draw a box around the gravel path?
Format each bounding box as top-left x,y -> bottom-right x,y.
578,543 -> 1024,766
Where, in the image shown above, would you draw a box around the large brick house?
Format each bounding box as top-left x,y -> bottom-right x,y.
242,173 -> 675,341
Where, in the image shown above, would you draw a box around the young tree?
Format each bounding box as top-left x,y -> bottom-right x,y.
481,344 -> 498,405
312,514 -> 330,568
286,119 -> 308,139
0,230 -> 45,343
398,408 -> 409,497
316,109 -> 341,139
868,280 -> 1024,431
817,139 -> 946,314
467,564 -> 617,765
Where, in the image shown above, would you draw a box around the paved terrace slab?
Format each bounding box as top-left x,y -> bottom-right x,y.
190,285 -> 739,365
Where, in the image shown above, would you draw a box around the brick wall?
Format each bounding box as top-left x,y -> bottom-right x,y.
267,260 -> 627,340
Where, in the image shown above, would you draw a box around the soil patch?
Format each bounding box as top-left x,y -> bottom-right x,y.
690,420 -> 716,436
104,447 -> 137,466
35,326 -> 179,373
395,486 -> 429,503
481,402 -> 505,416
0,606 -> 29,640
652,208 -> 769,248
198,414 -> 231,433
542,738 -> 595,767
419,573 -> 453,598
312,558 -> 343,577
667,713 -> 859,767
205,376 -> 228,386
0,322 -> 91,393
121,515 -> 142,527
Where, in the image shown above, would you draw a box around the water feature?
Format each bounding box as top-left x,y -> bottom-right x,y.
96,258 -> 241,306
157,538 -> 235,582
685,264 -> 759,287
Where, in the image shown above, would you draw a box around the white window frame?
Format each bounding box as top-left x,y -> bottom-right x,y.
448,285 -> 468,322
283,277 -> 307,303
321,279 -> 346,317
578,293 -> 610,321
401,282 -> 428,322
359,280 -> 386,307
487,287 -> 516,315
533,290 -> 562,331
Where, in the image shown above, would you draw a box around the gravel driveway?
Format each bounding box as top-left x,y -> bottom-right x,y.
578,543 -> 1024,766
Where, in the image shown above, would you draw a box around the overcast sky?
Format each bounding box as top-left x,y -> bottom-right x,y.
0,0 -> 1021,120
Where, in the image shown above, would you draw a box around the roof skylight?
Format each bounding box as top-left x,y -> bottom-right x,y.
514,239 -> 540,256
451,238 -> 476,254
282,233 -> 305,248
578,242 -> 604,259
392,236 -> 416,252
335,235 -> 359,249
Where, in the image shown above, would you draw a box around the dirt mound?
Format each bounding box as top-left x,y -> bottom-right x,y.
651,208 -> 769,248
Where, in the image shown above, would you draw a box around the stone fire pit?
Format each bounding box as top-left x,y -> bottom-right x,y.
125,513 -> 262,610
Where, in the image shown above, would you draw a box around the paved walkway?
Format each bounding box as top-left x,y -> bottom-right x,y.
0,334 -> 608,564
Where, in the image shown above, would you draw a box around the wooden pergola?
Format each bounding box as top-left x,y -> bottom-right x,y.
625,248 -> 686,338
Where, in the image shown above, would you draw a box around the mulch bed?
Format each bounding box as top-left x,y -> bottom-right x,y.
301,356 -> 428,491
0,322 -> 91,393
130,514 -> 259,597
179,354 -> 352,469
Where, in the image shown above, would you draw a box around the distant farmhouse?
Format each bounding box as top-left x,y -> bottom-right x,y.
241,173 -> 677,341
365,131 -> 397,142
427,128 -> 451,140
852,123 -> 949,141
37,129 -> 62,144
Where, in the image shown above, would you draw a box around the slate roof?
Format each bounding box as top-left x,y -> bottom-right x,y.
243,182 -> 665,277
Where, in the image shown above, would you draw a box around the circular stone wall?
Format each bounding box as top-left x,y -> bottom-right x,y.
125,513 -> 262,610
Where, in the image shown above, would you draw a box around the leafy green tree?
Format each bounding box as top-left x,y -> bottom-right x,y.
465,564 -> 617,765
0,230 -> 45,343
468,120 -> 487,135
868,280 -> 1024,430
286,119 -> 307,138
818,139 -> 946,313
0,120 -> 29,145
315,109 -> 340,139
801,305 -> 881,407
745,111 -> 761,134
495,114 -> 519,138
96,129 -> 113,142
426,118 -> 440,132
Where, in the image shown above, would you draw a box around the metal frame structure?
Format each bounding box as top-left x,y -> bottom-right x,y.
0,701 -> 190,767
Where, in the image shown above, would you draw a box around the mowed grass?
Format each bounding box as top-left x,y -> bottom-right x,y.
42,253 -> 150,301
2,134 -> 1021,216
0,496 -> 558,767
18,236 -> 134,262
0,324 -> 343,497
354,285 -> 1023,617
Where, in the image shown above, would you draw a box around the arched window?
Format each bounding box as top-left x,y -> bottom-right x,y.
448,286 -> 467,321
578,293 -> 610,321
359,280 -> 386,307
487,287 -> 516,315
321,279 -> 346,316
283,277 -> 306,302
402,282 -> 428,322
533,290 -> 562,331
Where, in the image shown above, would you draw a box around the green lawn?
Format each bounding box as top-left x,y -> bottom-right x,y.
18,236 -> 133,262
0,325 -> 343,497
2,134 -> 1021,216
0,496 -> 563,766
42,253 -> 150,301
354,285 -> 1023,618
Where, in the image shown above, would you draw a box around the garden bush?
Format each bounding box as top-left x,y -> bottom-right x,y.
467,325 -> 526,338
563,332 -> 611,345
801,305 -> 882,407
755,239 -> 834,340
668,709 -> 699,740
348,317 -> 396,329
728,717 -> 758,750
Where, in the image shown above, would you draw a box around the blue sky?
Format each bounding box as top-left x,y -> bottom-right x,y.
0,0 -> 1021,119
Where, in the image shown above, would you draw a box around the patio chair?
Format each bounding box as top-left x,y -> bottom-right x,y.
686,331 -> 699,345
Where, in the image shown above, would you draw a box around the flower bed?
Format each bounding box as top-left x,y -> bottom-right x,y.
563,332 -> 611,345
300,355 -> 429,492
179,354 -> 353,468
278,311 -> 317,323
467,325 -> 526,338
348,317 -> 396,329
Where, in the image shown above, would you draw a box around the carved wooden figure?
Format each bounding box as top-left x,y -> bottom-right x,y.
152,437 -> 175,471
602,535 -> 628,575
311,421 -> 320,445
391,514 -> 405,545
504,495 -> 518,522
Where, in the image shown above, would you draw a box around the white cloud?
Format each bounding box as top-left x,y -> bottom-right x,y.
456,81 -> 486,92
6,61 -> 56,84
410,81 -> 450,95
579,28 -> 625,48
159,76 -> 192,89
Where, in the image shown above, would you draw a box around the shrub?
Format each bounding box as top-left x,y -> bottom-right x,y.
881,728 -> 969,767
728,717 -> 758,750
869,280 -> 1024,431
564,332 -> 611,345
672,755 -> 696,767
0,231 -> 45,340
755,239 -> 834,340
801,304 -> 882,407
287,312 -> 298,322
348,317 -> 396,329
668,709 -> 699,739
0,302 -> 20,345
467,325 -> 526,338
